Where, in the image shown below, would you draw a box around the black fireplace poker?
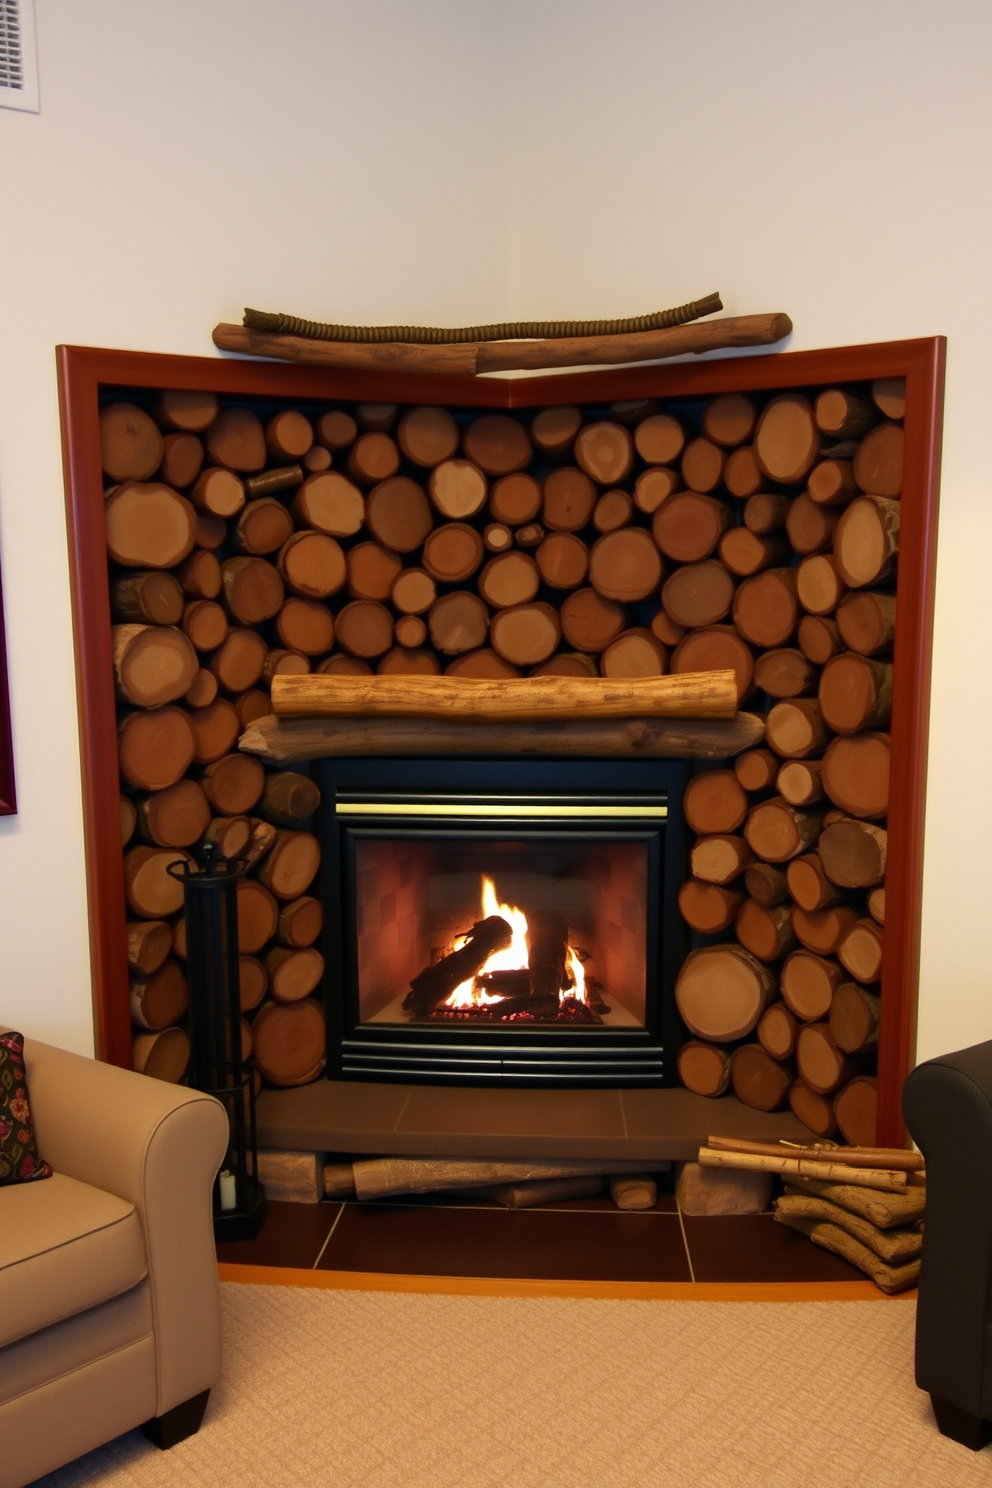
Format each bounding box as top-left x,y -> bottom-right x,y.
168,844 -> 266,1242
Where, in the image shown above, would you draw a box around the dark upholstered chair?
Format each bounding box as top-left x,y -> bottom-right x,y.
903,1039 -> 992,1450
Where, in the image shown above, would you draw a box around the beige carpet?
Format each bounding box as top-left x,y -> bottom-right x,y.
34,1281 -> 992,1488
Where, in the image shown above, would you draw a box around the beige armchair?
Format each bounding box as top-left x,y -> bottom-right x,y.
0,1031 -> 229,1488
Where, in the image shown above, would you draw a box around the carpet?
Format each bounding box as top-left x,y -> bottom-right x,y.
34,1281 -> 992,1488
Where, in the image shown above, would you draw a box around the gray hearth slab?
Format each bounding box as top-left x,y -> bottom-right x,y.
256,1081 -> 812,1160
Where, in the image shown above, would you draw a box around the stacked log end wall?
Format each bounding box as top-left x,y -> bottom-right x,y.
106,378 -> 903,1116
674,380 -> 903,1143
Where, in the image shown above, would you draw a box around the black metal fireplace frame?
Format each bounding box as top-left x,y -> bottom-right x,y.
319,756 -> 687,1086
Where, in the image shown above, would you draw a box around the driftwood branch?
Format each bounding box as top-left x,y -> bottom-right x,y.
242,293 -> 723,344
212,313 -> 793,377
238,710 -> 767,765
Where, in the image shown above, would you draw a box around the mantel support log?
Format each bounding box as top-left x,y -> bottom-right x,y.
238,710 -> 766,764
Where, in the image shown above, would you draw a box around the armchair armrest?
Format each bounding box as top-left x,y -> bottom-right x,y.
19,1034 -> 229,1417
903,1040 -> 992,1422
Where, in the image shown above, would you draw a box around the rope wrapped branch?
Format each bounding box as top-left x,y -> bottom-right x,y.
242,292 -> 723,346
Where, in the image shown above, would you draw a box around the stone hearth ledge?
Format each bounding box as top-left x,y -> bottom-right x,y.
256,1082 -> 810,1162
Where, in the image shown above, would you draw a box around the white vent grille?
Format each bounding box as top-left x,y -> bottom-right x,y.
0,0 -> 38,112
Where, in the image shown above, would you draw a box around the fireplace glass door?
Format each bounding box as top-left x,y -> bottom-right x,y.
321,760 -> 686,1085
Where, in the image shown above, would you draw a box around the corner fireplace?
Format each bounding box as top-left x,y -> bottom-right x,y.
320,757 -> 686,1085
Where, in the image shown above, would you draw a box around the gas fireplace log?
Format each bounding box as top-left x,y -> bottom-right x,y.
350,1156 -> 663,1202
237,711 -> 766,764
527,912 -> 569,1007
408,915 -> 514,1017
269,669 -> 737,722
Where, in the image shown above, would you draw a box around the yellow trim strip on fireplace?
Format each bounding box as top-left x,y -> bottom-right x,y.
335,802 -> 668,819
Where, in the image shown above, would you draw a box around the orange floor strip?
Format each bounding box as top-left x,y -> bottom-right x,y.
218,1261 -> 915,1303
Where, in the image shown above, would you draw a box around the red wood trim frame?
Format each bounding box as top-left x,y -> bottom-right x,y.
56,339 -> 946,1142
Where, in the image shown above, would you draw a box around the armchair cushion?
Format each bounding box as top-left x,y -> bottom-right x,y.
0,1173 -> 147,1348
0,1031 -> 52,1185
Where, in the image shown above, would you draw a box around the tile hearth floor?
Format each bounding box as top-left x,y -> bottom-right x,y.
217,1187 -> 864,1285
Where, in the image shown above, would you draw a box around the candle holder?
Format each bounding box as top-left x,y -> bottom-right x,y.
168,844 -> 266,1242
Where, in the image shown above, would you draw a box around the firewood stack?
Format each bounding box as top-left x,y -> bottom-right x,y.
697,1135 -> 924,1292
106,377 -> 903,1099
671,379 -> 904,1140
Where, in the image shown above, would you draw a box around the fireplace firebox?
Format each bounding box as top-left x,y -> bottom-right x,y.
320,758 -> 686,1085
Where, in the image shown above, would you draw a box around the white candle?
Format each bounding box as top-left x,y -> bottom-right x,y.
219,1169 -> 237,1211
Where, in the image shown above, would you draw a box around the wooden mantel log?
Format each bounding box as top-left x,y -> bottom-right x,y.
269,669 -> 737,722
212,313 -> 793,377
238,709 -> 766,764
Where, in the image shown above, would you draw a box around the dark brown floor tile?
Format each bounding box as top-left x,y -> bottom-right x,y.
500,1209 -> 691,1282
216,1199 -> 341,1269
318,1202 -> 512,1277
682,1213 -> 865,1283
318,1201 -> 690,1282
620,1088 -> 811,1150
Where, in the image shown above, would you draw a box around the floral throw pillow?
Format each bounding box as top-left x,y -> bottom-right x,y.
0,1031 -> 53,1184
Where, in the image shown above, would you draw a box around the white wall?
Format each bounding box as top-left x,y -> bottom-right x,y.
1,0 -> 988,1063
0,0 -> 511,1051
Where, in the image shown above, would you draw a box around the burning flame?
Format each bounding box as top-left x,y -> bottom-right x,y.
445,876 -> 587,1009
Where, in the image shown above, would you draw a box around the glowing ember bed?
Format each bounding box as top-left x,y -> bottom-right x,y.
320,757 -> 686,1085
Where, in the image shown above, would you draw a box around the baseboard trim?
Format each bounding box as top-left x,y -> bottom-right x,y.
218,1262 -> 916,1303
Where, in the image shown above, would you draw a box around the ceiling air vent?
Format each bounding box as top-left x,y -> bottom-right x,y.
0,0 -> 39,113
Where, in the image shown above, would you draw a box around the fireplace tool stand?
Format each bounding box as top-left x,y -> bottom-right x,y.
169,845 -> 266,1241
